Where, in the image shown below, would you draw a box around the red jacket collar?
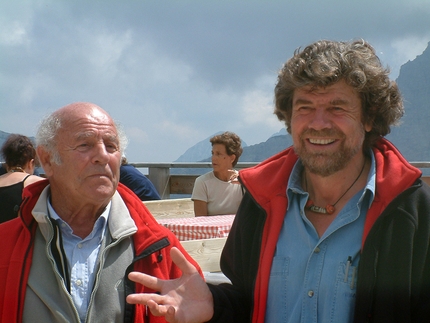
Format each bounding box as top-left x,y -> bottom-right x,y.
239,146 -> 298,210
116,183 -> 170,253
239,138 -> 421,231
363,138 -> 421,243
21,181 -> 169,255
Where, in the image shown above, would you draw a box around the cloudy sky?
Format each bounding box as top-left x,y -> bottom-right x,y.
1,0 -> 430,162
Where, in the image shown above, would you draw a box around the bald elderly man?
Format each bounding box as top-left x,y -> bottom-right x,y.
0,102 -> 201,323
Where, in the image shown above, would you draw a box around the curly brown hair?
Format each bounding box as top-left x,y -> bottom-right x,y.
274,39 -> 404,150
210,131 -> 243,166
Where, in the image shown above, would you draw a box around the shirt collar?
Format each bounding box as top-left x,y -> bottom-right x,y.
48,199 -> 111,242
287,151 -> 376,209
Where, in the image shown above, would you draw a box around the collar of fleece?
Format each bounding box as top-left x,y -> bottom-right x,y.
238,138 -> 422,242
21,180 -> 169,253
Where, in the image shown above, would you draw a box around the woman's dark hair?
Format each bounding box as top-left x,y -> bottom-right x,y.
1,134 -> 37,169
274,39 -> 404,150
210,131 -> 243,166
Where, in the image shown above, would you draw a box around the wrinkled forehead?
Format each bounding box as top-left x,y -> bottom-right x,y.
57,105 -> 118,139
61,104 -> 112,121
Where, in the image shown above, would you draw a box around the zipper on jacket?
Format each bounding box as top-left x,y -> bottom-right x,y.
238,180 -> 271,323
250,210 -> 267,323
123,237 -> 171,323
36,210 -> 171,323
85,232 -> 132,323
43,215 -> 82,323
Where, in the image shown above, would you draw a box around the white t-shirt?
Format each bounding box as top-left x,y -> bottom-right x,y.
191,171 -> 243,215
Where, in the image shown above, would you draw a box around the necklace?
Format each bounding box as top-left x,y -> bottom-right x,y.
304,161 -> 366,215
9,166 -> 25,173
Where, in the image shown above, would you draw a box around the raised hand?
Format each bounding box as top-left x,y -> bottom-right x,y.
228,169 -> 240,184
126,247 -> 214,323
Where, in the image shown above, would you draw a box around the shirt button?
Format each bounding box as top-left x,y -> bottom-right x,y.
77,243 -> 83,249
308,290 -> 314,297
76,279 -> 82,286
314,247 -> 320,253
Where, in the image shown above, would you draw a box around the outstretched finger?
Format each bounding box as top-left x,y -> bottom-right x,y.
170,247 -> 199,275
126,291 -> 165,306
128,271 -> 164,291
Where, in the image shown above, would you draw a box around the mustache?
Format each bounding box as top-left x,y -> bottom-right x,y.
300,128 -> 345,138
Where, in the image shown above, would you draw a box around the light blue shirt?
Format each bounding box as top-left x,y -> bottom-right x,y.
265,153 -> 376,323
48,201 -> 111,323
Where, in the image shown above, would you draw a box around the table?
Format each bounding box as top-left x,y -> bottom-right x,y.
157,214 -> 235,241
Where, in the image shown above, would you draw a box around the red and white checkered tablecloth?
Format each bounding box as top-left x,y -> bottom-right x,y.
157,214 -> 235,241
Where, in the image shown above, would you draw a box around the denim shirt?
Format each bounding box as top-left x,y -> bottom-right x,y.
48,200 -> 110,323
265,153 -> 375,323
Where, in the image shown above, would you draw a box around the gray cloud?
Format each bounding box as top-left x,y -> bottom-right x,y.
1,0 -> 429,162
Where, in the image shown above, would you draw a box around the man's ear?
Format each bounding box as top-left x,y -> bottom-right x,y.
364,121 -> 373,133
36,146 -> 54,177
363,114 -> 373,133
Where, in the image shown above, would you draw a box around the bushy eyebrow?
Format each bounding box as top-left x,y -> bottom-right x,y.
293,99 -> 313,106
74,132 -> 119,143
103,133 -> 120,143
293,98 -> 350,106
75,132 -> 94,140
329,99 -> 350,106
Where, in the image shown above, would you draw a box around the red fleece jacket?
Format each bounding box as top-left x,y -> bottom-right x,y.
0,181 -> 201,323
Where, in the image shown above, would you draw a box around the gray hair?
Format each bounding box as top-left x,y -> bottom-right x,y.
36,113 -> 62,164
116,123 -> 128,154
36,112 -> 128,165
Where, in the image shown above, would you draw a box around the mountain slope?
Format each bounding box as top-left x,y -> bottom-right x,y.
387,42 -> 430,161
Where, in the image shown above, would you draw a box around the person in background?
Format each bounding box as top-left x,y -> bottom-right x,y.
0,102 -> 202,323
0,134 -> 45,223
125,39 -> 430,323
191,131 -> 243,216
120,156 -> 161,201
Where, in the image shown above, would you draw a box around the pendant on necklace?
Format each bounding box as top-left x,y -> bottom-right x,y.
305,200 -> 335,215
303,160 -> 366,216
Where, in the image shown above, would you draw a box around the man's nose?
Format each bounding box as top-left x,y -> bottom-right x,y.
308,109 -> 331,130
92,142 -> 110,164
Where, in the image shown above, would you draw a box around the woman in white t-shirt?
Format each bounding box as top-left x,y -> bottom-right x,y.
191,131 -> 243,216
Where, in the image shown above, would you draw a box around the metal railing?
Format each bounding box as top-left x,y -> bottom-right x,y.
130,161 -> 430,199
131,162 -> 257,199
3,160 -> 428,199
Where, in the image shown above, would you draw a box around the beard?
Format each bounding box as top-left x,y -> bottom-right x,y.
294,128 -> 364,177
